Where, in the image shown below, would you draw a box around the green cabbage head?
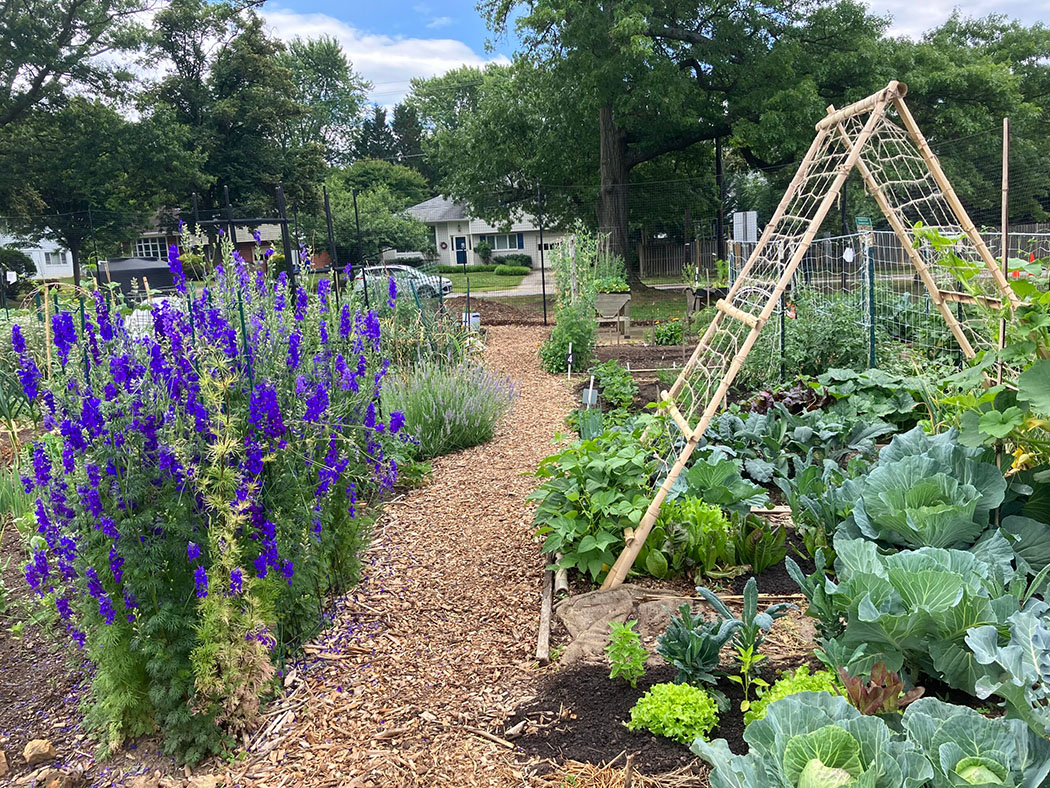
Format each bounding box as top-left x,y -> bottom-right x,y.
692,692 -> 932,788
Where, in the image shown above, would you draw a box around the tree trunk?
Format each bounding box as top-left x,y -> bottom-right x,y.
70,239 -> 81,288
598,104 -> 630,269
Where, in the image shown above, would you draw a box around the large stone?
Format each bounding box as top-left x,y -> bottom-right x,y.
23,739 -> 57,766
41,769 -> 77,788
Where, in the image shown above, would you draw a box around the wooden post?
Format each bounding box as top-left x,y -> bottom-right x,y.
602,87 -> 894,590
43,281 -> 52,377
143,276 -> 153,304
535,570 -> 553,665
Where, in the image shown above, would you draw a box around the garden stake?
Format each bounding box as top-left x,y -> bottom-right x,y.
237,288 -> 253,390
80,296 -> 89,387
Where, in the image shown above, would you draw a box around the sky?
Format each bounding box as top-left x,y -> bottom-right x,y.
261,0 -> 1050,105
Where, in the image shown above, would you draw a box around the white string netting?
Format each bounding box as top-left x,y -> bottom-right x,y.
657,98 -> 1013,479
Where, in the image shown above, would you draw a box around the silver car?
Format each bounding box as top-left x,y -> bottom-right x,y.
351,264 -> 453,298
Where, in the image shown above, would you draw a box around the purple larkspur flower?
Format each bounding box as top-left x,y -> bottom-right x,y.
390,411 -> 406,434
193,565 -> 208,598
167,245 -> 186,294
109,546 -> 124,584
339,304 -> 353,339
51,311 -> 77,367
249,383 -> 285,440
287,330 -> 301,370
229,567 -> 243,595
11,324 -> 26,354
187,541 -> 201,562
387,275 -> 397,308
31,442 -> 51,488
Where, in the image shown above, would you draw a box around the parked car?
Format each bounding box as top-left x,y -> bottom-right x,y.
351,264 -> 453,298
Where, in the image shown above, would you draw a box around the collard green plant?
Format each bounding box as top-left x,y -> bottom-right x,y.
626,682 -> 719,745
744,665 -> 840,725
776,461 -> 850,561
657,603 -> 741,688
675,454 -> 768,516
902,697 -> 1050,788
531,423 -> 657,580
816,367 -> 924,430
606,619 -> 647,687
693,692 -> 932,788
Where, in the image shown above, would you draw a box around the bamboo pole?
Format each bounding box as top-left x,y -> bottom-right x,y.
998,118 -> 1009,385
892,95 -> 1022,313
817,81 -> 906,131
829,117 -> 977,359
602,91 -> 892,590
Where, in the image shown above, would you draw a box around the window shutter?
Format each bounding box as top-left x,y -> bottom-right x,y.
517,233 -> 524,249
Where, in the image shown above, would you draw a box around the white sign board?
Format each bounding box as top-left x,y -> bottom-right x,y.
732,211 -> 758,244
5,271 -> 15,284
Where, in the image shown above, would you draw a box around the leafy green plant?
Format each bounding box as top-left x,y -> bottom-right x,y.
593,275 -> 629,293
531,424 -> 657,580
837,662 -> 923,716
638,497 -> 737,580
698,578 -> 794,710
732,515 -> 786,573
675,455 -> 768,516
540,301 -> 596,374
653,318 -> 684,345
591,359 -> 637,411
657,603 -> 741,688
626,682 -> 719,745
775,461 -> 850,561
606,619 -> 647,687
475,240 -> 492,262
494,264 -> 530,276
694,692 -> 933,788
902,697 -> 1050,787
816,367 -> 924,430
744,665 -> 840,725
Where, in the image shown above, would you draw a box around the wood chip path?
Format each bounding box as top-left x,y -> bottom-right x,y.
227,325 -> 575,788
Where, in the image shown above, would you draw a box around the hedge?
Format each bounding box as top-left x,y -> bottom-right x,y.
495,253 -> 532,267
436,264 -> 497,274
494,264 -> 530,276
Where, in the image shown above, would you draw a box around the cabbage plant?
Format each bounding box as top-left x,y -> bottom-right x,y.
902,697 -> 1050,787
692,692 -> 932,788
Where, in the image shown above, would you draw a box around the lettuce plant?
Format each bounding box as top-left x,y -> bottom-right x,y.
837,662 -> 923,716
744,666 -> 840,725
626,682 -> 719,745
902,697 -> 1050,787
693,692 -> 932,788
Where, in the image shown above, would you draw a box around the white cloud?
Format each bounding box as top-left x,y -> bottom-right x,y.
867,0 -> 1050,38
426,16 -> 454,29
261,8 -> 506,103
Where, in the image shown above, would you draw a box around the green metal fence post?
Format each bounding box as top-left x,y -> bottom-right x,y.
866,237 -> 876,369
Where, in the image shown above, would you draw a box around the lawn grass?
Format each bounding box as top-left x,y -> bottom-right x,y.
489,285 -> 689,324
446,271 -> 526,293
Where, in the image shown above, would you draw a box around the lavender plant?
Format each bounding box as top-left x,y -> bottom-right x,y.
13,234 -> 409,762
381,359 -> 515,459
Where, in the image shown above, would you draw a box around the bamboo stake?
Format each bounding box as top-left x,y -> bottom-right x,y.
828,117 -> 977,359
143,276 -> 153,304
42,281 -> 52,377
602,91 -> 892,590
892,95 -> 1023,314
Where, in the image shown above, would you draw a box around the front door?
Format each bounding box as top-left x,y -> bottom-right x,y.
454,236 -> 468,265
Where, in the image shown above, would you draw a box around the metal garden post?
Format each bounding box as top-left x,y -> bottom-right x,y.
537,184 -> 548,325
323,185 -> 339,301
352,188 -> 368,308
275,184 -> 295,292
779,292 -> 786,381
866,233 -> 876,368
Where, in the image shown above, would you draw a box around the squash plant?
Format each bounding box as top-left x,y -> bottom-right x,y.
530,426 -> 657,581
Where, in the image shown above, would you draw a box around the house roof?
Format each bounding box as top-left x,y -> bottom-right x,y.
406,196 -> 467,224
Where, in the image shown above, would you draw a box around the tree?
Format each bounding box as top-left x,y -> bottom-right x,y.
3,99 -> 202,285
279,36 -> 371,165
354,105 -> 398,161
0,0 -> 147,128
390,103 -> 436,184
333,159 -> 430,207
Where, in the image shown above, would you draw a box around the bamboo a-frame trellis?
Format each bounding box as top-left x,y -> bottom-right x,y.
601,80 -> 1021,589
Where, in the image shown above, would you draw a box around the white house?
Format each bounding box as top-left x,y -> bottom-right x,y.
399,196 -> 562,267
0,233 -> 74,278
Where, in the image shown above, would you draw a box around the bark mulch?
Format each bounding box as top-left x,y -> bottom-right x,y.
225,325 -> 577,788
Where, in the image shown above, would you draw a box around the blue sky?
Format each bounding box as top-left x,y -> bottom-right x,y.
261,0 -> 1050,105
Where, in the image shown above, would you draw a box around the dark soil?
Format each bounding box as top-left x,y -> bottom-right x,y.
727,530 -> 814,597
595,343 -> 693,371
471,297 -> 547,326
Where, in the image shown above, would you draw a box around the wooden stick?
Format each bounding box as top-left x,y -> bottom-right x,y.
623,754 -> 636,788
828,118 -> 977,360
42,281 -> 52,377
602,87 -> 891,590
536,570 -> 553,665
143,276 -> 153,304
465,726 -> 514,749
816,81 -> 906,130
716,298 -> 761,329
660,391 -> 693,437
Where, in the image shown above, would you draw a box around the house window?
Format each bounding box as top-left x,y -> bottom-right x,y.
480,233 -> 523,251
135,238 -> 165,259
43,251 -> 65,268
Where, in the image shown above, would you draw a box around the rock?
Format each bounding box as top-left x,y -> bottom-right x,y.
158,778 -> 185,788
41,769 -> 77,788
187,775 -> 219,788
0,750 -> 7,778
23,739 -> 57,766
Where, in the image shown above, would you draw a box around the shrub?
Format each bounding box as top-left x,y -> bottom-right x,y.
540,302 -> 595,373
593,275 -> 629,293
653,319 -> 683,345
13,240 -> 408,762
475,240 -> 492,262
382,360 -> 515,459
497,252 -> 532,267
627,682 -> 719,744
436,264 -> 497,274
591,359 -> 637,410
744,665 -> 840,725
494,264 -> 530,276
606,619 -> 647,687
